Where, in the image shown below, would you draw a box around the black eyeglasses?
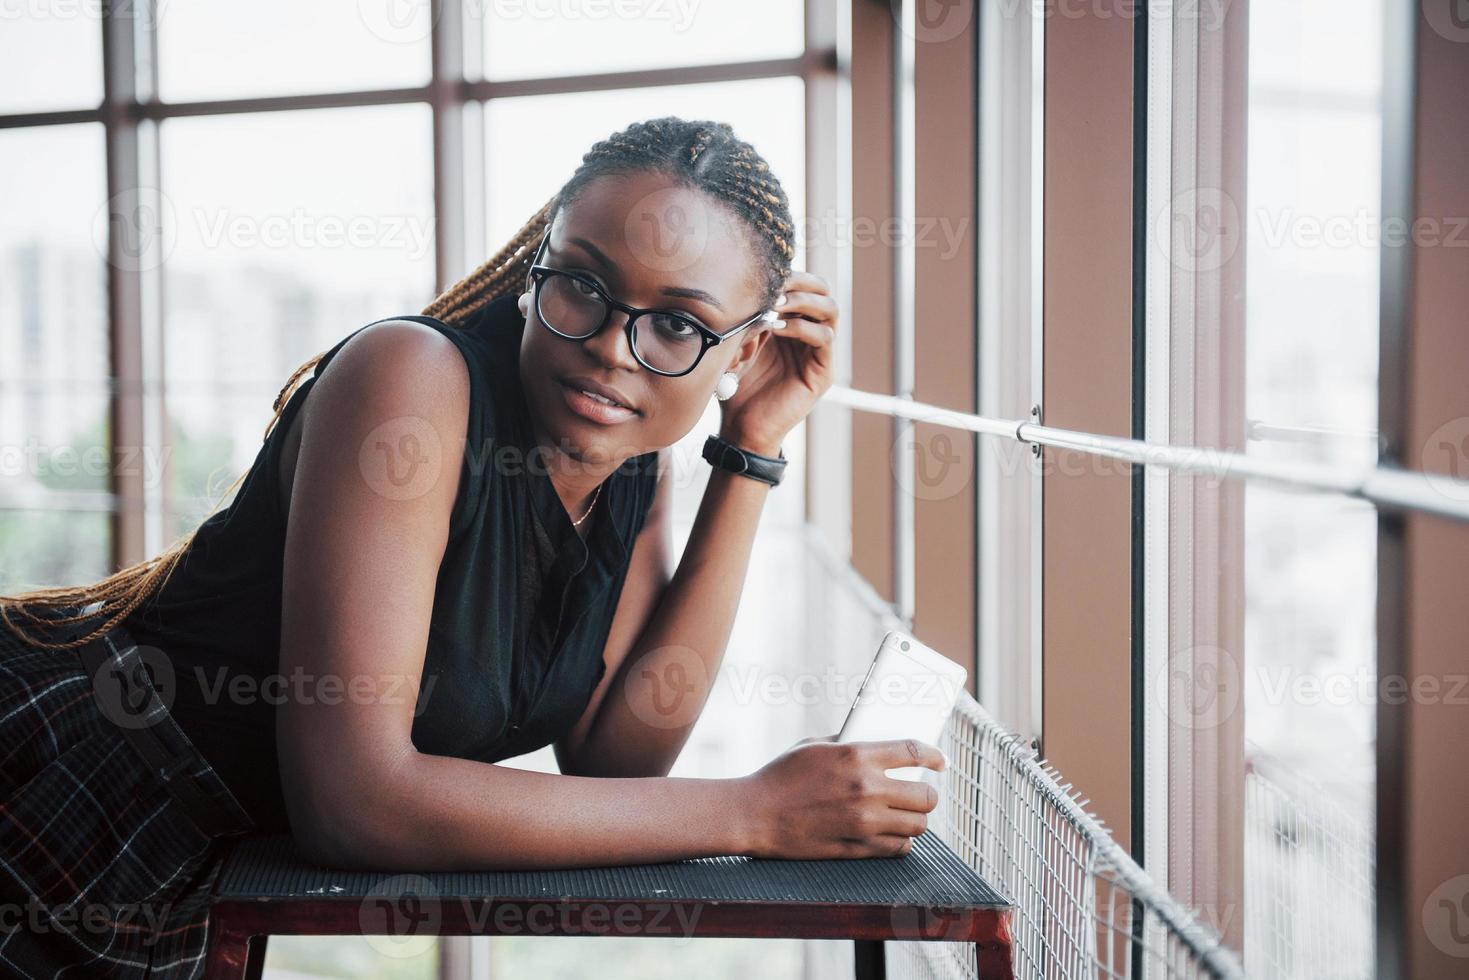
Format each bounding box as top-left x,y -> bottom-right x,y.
525,230 -> 774,378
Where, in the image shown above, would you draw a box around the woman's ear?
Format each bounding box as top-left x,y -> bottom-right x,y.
517,289 -> 531,318
725,326 -> 771,379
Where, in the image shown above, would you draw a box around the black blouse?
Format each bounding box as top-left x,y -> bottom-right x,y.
123,293 -> 661,833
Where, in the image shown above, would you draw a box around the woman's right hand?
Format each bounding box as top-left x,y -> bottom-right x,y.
738,736 -> 944,859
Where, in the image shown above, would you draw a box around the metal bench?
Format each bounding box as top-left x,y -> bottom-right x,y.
202,828 -> 1015,979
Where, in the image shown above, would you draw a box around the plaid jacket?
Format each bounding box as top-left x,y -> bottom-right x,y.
0,608 -> 255,978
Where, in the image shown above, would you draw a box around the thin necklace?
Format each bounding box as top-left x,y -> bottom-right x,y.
571,482 -> 603,527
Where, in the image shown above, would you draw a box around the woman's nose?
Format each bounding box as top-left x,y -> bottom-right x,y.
581,309 -> 641,370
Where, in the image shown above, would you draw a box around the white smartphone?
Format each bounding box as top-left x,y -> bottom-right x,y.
836,631 -> 968,781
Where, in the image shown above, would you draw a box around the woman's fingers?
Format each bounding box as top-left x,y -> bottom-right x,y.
768,315 -> 835,349
769,288 -> 838,329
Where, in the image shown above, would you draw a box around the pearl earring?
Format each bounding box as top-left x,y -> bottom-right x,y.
714,372 -> 740,401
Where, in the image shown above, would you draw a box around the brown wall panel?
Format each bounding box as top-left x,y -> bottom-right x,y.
912,3 -> 977,681
849,0 -> 897,601
1041,3 -> 1136,852
1402,12 -> 1469,978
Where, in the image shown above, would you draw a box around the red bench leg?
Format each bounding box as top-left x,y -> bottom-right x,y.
976,938 -> 1015,979
243,935 -> 268,980
204,909 -> 267,980
204,921 -> 251,980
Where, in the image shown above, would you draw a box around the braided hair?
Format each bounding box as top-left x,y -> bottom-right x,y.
1,115 -> 797,649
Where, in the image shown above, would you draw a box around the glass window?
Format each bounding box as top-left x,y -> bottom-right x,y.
156,0 -> 431,103
159,104 -> 435,535
0,12 -> 103,114
481,0 -> 803,81
1244,0 -> 1383,468
0,124 -> 110,586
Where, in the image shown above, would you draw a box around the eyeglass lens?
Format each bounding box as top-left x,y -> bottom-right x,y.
537,273 -> 705,374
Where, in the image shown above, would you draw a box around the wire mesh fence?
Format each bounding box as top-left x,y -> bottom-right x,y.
887,692 -> 1246,980
1242,749 -> 1373,980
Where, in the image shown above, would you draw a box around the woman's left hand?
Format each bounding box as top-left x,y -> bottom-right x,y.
719,270 -> 839,456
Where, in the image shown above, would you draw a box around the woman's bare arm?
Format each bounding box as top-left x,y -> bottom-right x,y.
274,321 -> 752,870
553,442 -> 774,779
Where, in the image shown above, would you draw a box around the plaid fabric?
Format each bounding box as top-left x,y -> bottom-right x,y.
0,609 -> 256,978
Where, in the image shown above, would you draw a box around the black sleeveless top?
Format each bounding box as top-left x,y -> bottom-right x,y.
122,293 -> 660,832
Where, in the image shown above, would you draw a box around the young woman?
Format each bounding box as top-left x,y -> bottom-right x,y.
0,116 -> 942,978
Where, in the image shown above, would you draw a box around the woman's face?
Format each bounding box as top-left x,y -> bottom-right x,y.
517,170 -> 769,470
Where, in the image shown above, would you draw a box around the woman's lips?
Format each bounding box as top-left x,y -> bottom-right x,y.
557,380 -> 638,424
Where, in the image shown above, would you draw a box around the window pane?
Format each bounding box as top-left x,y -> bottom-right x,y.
0,510 -> 111,592
1238,2 -> 1383,975
0,124 -> 112,575
159,105 -> 434,526
157,0 -> 430,103
1245,0 -> 1382,468
481,0 -> 803,81
0,13 -> 103,114
484,77 -> 807,266
1243,487 -> 1375,978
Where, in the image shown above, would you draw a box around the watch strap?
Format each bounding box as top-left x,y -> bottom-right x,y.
702,434 -> 787,486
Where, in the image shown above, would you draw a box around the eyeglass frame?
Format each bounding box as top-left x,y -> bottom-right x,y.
524,228 -> 775,378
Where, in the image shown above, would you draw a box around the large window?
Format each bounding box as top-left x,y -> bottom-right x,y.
2,2 -> 823,977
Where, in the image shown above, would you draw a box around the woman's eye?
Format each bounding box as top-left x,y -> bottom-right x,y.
651,313 -> 701,339
571,277 -> 601,297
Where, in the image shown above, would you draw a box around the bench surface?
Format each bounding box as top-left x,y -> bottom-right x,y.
210,829 -> 1011,944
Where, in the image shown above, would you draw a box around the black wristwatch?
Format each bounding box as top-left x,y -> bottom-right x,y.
702,434 -> 787,487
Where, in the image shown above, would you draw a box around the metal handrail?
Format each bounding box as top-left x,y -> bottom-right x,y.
823,385 -> 1469,524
